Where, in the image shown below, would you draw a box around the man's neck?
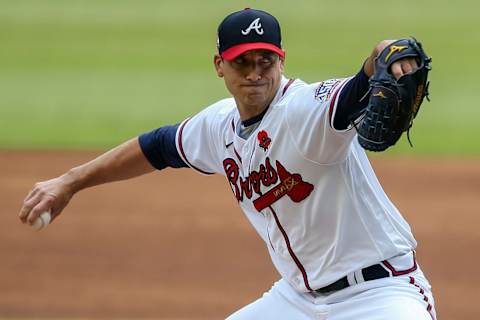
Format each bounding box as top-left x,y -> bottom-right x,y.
236,100 -> 270,122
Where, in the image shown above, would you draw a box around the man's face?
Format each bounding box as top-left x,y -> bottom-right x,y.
214,50 -> 284,112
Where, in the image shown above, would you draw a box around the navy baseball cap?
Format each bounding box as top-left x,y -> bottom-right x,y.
217,8 -> 285,61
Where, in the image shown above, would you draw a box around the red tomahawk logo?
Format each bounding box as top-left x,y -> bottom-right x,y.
253,161 -> 314,211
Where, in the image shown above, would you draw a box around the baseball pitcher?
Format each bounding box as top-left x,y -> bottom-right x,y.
19,8 -> 435,319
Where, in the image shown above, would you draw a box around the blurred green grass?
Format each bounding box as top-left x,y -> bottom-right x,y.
0,0 -> 478,154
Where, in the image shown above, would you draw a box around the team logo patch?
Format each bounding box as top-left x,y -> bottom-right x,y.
314,79 -> 341,102
241,17 -> 264,35
257,130 -> 271,151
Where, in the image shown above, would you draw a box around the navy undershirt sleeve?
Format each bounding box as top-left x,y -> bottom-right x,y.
138,124 -> 188,170
333,65 -> 370,130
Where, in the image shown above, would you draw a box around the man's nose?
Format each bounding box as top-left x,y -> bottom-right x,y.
245,62 -> 262,81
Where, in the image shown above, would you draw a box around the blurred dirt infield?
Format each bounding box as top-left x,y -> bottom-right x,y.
0,151 -> 479,319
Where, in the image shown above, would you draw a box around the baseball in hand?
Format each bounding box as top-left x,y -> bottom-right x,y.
32,211 -> 51,231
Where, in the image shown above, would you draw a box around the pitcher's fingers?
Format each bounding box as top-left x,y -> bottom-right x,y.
402,62 -> 413,75
23,182 -> 43,203
410,57 -> 418,70
50,208 -> 62,223
391,63 -> 404,80
26,199 -> 53,225
403,58 -> 418,75
24,188 -> 36,203
19,203 -> 34,223
19,193 -> 42,223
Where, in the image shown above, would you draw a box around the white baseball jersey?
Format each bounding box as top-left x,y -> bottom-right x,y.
175,76 -> 417,293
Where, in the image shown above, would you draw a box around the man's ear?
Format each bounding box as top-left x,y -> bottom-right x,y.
213,54 -> 224,77
279,57 -> 285,74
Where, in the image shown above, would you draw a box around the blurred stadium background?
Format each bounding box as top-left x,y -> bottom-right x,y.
1,1 -> 479,320
1,0 -> 478,154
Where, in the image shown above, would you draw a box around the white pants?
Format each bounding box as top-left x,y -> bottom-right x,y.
227,267 -> 436,320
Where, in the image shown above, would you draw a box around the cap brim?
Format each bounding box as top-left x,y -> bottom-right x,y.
221,42 -> 285,61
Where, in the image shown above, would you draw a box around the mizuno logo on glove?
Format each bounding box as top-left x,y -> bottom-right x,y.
373,91 -> 387,99
385,45 -> 408,62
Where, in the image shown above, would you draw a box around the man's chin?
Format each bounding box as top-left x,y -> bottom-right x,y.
244,95 -> 268,107
244,88 -> 268,99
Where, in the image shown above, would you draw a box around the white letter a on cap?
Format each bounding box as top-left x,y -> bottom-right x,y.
241,18 -> 264,35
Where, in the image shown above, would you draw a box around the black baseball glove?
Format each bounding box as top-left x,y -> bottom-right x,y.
356,38 -> 432,151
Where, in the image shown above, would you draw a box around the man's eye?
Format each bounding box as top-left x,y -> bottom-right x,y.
234,58 -> 245,65
261,58 -> 273,65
